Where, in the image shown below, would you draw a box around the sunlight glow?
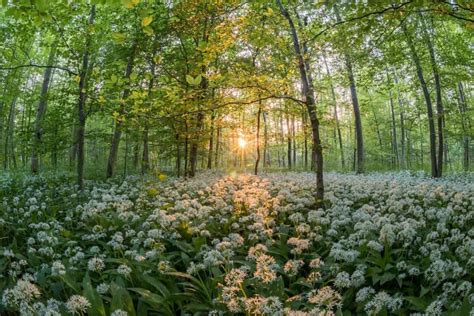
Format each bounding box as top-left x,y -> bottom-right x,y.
238,137 -> 247,149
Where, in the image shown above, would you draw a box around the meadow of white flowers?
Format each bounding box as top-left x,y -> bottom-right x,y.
0,171 -> 472,315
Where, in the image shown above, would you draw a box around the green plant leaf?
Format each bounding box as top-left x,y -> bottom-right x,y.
82,273 -> 106,316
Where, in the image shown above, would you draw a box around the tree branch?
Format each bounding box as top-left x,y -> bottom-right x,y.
0,63 -> 77,75
307,1 -> 413,43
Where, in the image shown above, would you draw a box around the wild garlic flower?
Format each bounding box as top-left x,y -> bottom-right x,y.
66,295 -> 90,315
87,257 -> 105,272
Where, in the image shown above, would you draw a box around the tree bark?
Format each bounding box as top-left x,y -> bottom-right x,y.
393,71 -> 406,169
77,5 -> 96,189
278,0 -> 324,201
4,97 -> 17,169
106,42 -> 137,178
403,23 -> 438,177
323,54 -> 345,169
207,111 -> 215,169
387,73 -> 399,168
214,124 -> 220,168
457,82 -> 470,171
286,110 -> 292,169
31,42 -> 57,174
420,13 -> 444,177
334,5 -> 364,174
254,103 -> 262,175
263,110 -> 269,167
292,113 -> 296,167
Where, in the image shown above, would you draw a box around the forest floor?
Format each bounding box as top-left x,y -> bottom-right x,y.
0,172 -> 473,315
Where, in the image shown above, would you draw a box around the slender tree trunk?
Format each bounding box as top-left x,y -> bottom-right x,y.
334,6 -> 364,174
323,54 -> 345,169
31,42 -> 57,174
301,109 -> 308,169
372,108 -> 383,150
286,110 -> 292,169
393,71 -> 406,169
184,120 -> 189,176
207,111 -> 215,169
142,41 -> 158,175
77,5 -> 96,188
106,42 -> 137,178
214,124 -> 220,168
123,130 -> 128,177
189,111 -> 204,176
4,97 -> 17,169
176,133 -> 181,176
278,0 -> 324,201
388,88 -> 399,168
403,23 -> 438,177
142,123 -> 149,174
255,103 -> 262,175
420,14 -> 444,177
292,114 -> 296,167
457,82 -> 469,171
279,112 -> 285,168
263,111 -> 269,167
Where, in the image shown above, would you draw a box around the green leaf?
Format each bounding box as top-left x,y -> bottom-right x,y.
35,0 -> 48,11
405,296 -> 431,311
59,274 -> 80,293
129,288 -> 163,307
110,283 -> 136,316
130,72 -> 138,81
141,16 -> 153,27
82,273 -> 106,316
142,26 -> 154,36
193,74 -> 202,86
112,32 -> 126,44
186,75 -> 195,86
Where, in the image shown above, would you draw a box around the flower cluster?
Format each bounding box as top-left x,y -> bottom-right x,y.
0,171 -> 472,315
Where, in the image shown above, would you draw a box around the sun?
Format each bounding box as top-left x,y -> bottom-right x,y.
238,137 -> 247,149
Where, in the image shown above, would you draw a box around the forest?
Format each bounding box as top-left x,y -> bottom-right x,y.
0,0 -> 473,315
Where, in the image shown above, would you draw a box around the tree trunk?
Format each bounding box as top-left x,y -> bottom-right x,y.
420,13 -> 444,177
334,5 -> 364,174
255,103 -> 262,175
403,23 -> 438,177
106,42 -> 137,178
279,112 -> 285,168
4,97 -> 17,169
214,124 -> 220,168
286,110 -> 292,169
31,42 -> 57,174
388,84 -> 399,168
292,114 -> 296,167
323,54 -> 345,169
278,0 -> 324,201
77,5 -> 96,188
457,82 -> 470,171
393,71 -> 406,169
263,111 -> 269,167
176,133 -> 181,176
207,111 -> 215,169
184,120 -> 189,176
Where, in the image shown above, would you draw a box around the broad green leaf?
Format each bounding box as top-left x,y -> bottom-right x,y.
143,26 -> 154,36
82,273 -> 106,316
59,273 -> 80,293
112,32 -> 126,44
142,16 -> 153,27
186,75 -> 195,86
